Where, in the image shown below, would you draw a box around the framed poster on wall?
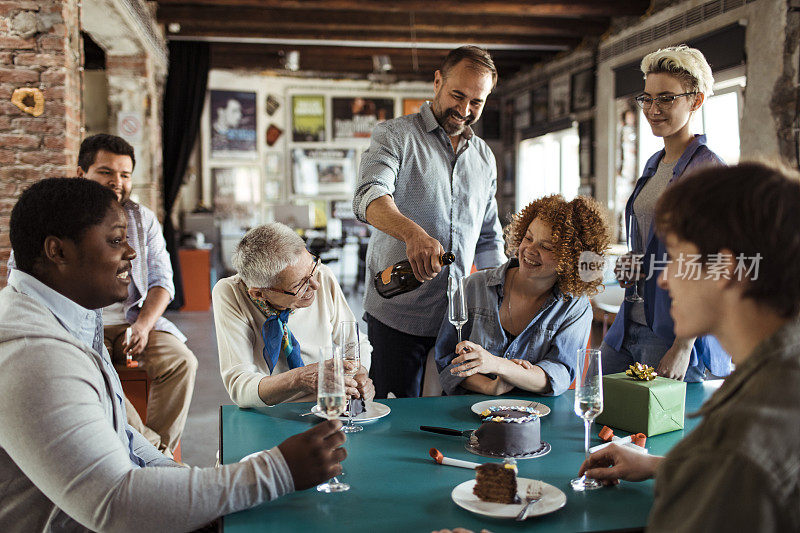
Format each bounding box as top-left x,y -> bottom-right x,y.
292,95 -> 326,142
548,73 -> 571,121
332,97 -> 395,139
530,85 -> 549,126
211,166 -> 260,217
578,119 -> 594,179
292,148 -> 356,196
572,68 -> 595,111
209,90 -> 257,159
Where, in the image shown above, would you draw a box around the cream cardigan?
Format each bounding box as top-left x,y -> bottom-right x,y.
212,263 -> 372,408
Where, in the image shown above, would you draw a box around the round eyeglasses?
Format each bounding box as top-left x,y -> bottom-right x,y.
634,92 -> 696,110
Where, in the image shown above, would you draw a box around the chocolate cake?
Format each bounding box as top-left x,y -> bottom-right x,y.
345,398 -> 365,417
471,406 -> 542,457
473,462 -> 518,503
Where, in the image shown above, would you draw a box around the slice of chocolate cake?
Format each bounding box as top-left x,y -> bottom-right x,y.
345,398 -> 365,417
473,463 -> 518,504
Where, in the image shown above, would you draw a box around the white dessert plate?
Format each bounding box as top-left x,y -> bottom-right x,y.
310,400 -> 390,423
471,399 -> 551,417
451,478 -> 566,519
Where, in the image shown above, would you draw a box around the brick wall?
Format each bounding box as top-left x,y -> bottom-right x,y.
0,0 -> 82,286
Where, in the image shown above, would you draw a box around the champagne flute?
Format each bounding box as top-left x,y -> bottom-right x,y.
625,212 -> 644,303
316,346 -> 350,493
337,321 -> 363,434
571,348 -> 604,491
448,276 -> 468,344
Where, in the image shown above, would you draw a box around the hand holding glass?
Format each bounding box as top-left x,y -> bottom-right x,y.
448,276 -> 468,343
337,321 -> 363,433
624,213 -> 644,303
571,348 -> 604,491
316,346 -> 349,492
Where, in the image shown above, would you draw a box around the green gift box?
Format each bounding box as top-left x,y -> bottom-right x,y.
596,372 -> 686,437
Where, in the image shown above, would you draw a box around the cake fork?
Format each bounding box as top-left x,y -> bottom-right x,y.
515,483 -> 542,521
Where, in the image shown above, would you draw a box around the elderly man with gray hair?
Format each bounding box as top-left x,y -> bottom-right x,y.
213,222 -> 374,407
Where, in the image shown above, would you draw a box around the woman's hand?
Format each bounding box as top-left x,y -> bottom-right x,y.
450,341 -> 503,377
510,358 -> 535,370
656,341 -> 693,380
293,362 -> 319,395
578,444 -> 662,485
350,366 -> 375,400
615,252 -> 645,289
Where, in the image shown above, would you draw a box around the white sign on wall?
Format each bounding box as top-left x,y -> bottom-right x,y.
117,111 -> 144,143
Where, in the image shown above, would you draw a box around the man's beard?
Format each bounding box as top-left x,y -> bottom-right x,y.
432,104 -> 475,136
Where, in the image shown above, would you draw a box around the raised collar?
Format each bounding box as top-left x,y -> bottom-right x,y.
694,319 -> 800,417
486,258 -> 563,300
419,101 -> 474,140
644,134 -> 708,177
7,269 -> 98,348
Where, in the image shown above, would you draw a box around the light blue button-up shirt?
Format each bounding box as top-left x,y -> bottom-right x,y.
7,269 -> 146,468
435,259 -> 592,396
353,102 -> 506,336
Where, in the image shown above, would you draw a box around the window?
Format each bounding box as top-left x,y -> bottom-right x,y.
516,124 -> 580,211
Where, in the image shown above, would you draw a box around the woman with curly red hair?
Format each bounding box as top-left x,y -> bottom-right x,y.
435,195 -> 610,396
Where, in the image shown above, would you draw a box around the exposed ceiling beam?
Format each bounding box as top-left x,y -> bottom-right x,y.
157,0 -> 649,18
157,7 -> 608,38
171,32 -> 579,49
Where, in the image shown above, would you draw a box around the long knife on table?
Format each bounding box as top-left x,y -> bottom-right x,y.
419,425 -> 474,438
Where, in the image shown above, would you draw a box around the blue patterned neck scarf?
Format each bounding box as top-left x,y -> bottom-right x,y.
249,295 -> 304,374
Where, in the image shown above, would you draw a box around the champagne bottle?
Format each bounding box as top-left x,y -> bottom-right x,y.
374,252 -> 455,298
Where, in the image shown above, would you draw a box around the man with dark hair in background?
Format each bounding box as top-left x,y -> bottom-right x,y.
7,134 -> 196,458
353,45 -> 506,398
0,177 -> 346,531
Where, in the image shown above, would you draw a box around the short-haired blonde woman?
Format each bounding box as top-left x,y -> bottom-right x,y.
602,45 -> 731,381
212,222 -> 373,407
435,195 -> 610,397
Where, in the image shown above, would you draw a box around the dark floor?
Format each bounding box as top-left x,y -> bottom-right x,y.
168,294 -> 602,467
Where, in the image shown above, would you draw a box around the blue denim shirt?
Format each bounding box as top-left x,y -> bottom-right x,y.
604,135 -> 731,377
435,259 -> 591,396
353,102 -> 506,336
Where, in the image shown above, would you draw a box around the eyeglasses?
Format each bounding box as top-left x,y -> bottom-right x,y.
634,92 -> 696,110
267,255 -> 320,297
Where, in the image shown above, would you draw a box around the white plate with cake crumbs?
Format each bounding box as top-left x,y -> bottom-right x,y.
471,399 -> 551,417
310,401 -> 390,423
451,478 -> 566,519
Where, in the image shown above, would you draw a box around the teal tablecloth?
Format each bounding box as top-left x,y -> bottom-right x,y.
221,381 -> 720,532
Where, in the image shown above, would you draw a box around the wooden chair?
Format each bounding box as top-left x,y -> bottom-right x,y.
115,364 -> 181,462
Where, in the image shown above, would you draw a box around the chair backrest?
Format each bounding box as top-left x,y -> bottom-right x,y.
568,333 -> 594,390
422,347 -> 443,397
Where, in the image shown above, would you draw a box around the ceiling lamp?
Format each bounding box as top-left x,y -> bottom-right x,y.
283,50 -> 300,71
373,55 -> 393,72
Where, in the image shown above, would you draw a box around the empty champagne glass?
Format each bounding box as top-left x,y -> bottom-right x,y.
625,212 -> 644,303
337,321 -> 363,434
316,346 -> 349,493
571,348 -> 604,491
448,276 -> 468,343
